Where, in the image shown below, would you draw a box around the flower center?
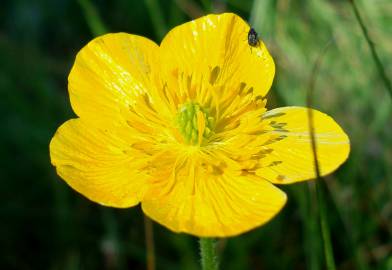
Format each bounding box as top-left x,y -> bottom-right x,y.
176,102 -> 214,145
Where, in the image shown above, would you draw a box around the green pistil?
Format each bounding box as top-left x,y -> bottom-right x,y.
177,102 -> 214,145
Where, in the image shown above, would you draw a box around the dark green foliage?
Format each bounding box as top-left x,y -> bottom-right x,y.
1,0 -> 391,269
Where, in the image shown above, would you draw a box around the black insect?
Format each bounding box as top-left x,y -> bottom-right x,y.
247,28 -> 260,47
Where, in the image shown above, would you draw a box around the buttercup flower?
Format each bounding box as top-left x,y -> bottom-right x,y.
50,13 -> 350,237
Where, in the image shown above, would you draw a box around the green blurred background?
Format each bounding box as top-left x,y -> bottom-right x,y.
1,0 -> 391,269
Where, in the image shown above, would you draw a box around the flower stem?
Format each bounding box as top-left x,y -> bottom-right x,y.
144,215 -> 156,270
199,238 -> 218,270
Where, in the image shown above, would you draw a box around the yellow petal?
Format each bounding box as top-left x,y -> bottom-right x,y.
159,13 -> 275,108
68,33 -> 159,127
49,119 -> 149,207
142,170 -> 286,237
256,107 -> 350,184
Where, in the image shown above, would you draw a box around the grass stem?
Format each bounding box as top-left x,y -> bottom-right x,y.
348,0 -> 392,99
144,0 -> 167,40
307,41 -> 337,270
78,0 -> 108,37
314,181 -> 336,270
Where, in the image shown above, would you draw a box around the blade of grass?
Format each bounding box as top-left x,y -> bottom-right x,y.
101,209 -> 125,270
348,0 -> 392,99
200,0 -> 212,13
78,0 -> 108,37
170,234 -> 199,270
314,181 -> 336,270
324,176 -> 370,270
291,184 -> 322,270
144,0 -> 167,40
249,0 -> 274,39
168,1 -> 186,28
306,182 -> 323,270
306,41 -> 337,270
174,0 -> 204,19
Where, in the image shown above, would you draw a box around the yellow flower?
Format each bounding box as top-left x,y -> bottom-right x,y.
50,13 -> 350,237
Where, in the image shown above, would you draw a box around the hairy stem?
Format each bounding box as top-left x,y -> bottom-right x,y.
199,238 -> 219,270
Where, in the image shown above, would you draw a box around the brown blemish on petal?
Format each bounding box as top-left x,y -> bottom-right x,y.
276,135 -> 288,141
209,66 -> 220,85
259,148 -> 274,154
262,112 -> 286,120
263,135 -> 288,145
270,122 -> 287,129
269,161 -> 283,166
238,82 -> 247,95
187,74 -> 192,90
